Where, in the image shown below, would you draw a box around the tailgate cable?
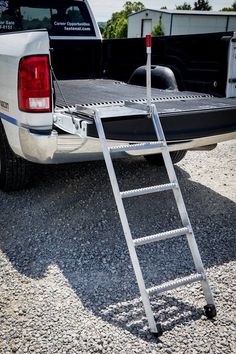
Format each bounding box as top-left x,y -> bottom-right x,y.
51,66 -> 90,138
51,66 -> 76,125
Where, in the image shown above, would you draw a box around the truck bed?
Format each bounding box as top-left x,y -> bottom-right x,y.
55,79 -> 236,142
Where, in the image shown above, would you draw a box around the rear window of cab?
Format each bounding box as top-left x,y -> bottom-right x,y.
0,0 -> 96,36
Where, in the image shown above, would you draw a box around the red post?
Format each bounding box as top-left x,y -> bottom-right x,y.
146,35 -> 152,106
146,34 -> 152,50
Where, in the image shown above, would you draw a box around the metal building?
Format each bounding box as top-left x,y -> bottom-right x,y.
128,9 -> 236,38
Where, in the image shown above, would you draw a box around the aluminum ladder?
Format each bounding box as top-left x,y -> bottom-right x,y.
82,102 -> 216,336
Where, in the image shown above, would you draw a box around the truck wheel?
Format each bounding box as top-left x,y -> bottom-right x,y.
0,122 -> 32,191
145,150 -> 187,165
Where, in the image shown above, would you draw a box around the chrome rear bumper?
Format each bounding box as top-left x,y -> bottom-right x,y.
19,127 -> 236,164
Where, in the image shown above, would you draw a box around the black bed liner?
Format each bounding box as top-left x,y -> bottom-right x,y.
55,79 -> 236,141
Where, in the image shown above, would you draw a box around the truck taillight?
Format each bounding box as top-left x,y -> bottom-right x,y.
18,55 -> 52,113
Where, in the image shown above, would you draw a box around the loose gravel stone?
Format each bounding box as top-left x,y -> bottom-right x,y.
0,141 -> 235,353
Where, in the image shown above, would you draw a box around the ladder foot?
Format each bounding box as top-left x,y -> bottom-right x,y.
151,323 -> 163,337
204,304 -> 217,319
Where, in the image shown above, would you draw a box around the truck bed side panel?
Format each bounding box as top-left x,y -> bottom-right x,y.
0,31 -> 53,156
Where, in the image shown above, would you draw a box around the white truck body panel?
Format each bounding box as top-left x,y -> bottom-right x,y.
0,0 -> 103,163
0,30 -> 52,128
0,31 -> 54,157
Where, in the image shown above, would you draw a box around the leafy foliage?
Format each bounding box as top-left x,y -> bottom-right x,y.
176,3 -> 192,10
103,1 -> 144,38
221,1 -> 236,11
122,1 -> 145,15
151,15 -> 164,36
98,22 -> 106,35
193,0 -> 212,10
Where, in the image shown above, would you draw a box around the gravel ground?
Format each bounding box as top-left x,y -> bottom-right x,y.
0,140 -> 235,354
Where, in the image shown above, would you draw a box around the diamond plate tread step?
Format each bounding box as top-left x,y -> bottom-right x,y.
147,274 -> 204,295
121,183 -> 177,199
109,141 -> 164,153
134,227 -> 190,246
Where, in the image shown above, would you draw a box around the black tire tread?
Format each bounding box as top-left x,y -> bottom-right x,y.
145,150 -> 187,165
170,150 -> 187,164
0,121 -> 32,191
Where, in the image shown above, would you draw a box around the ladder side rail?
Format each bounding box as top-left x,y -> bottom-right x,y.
94,110 -> 158,333
151,105 -> 192,227
151,105 -> 215,305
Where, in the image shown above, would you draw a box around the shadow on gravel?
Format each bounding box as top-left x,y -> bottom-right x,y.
0,158 -> 235,338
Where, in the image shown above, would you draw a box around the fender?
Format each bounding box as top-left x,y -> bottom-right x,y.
129,65 -> 178,91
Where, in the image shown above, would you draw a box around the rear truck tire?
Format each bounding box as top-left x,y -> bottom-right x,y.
145,150 -> 187,165
0,121 -> 32,191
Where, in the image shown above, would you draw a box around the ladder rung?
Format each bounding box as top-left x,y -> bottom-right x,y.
109,141 -> 164,153
134,227 -> 190,247
147,274 -> 204,295
121,183 -> 177,199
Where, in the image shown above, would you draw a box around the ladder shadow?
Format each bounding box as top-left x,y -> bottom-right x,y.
0,157 -> 235,338
80,293 -> 205,340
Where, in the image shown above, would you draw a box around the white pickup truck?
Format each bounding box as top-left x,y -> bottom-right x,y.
0,0 -> 236,191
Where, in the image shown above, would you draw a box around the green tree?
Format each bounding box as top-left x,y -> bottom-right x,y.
176,2 -> 192,10
230,1 -> 236,10
221,1 -> 236,11
151,15 -> 164,36
123,1 -> 145,15
193,0 -> 212,10
103,1 -> 144,38
98,22 -> 106,36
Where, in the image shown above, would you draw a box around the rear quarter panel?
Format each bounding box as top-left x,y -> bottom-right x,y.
0,30 -> 53,156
